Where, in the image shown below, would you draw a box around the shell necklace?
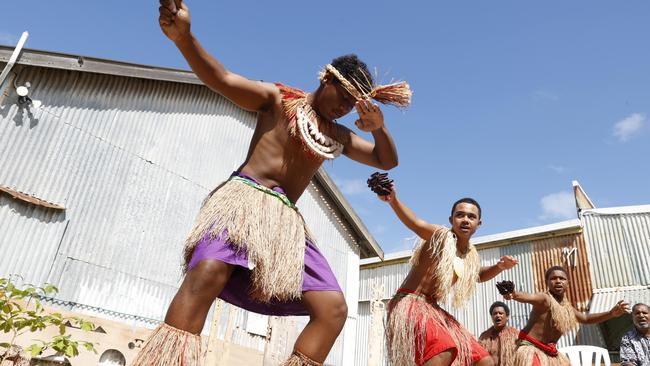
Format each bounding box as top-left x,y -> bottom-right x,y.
295,102 -> 344,160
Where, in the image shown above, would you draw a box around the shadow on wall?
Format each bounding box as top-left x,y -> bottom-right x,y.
0,193 -> 67,224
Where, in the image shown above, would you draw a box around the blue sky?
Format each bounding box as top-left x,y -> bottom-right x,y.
2,1 -> 648,253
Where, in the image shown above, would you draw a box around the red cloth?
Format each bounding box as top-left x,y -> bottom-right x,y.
518,331 -> 559,356
396,289 -> 490,366
415,319 -> 489,366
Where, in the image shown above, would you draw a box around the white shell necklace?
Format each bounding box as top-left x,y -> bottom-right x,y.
296,102 -> 344,160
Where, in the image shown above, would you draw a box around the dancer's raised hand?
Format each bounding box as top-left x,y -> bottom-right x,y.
367,172 -> 395,202
610,299 -> 631,316
377,183 -> 396,202
496,255 -> 519,270
159,0 -> 191,43
355,100 -> 384,132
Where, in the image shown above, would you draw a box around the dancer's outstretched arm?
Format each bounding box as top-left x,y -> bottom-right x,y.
159,0 -> 278,112
574,300 -> 629,324
503,290 -> 549,307
478,256 -> 518,282
377,183 -> 441,240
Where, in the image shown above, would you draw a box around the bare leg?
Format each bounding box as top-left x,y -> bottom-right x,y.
423,349 -> 455,366
291,291 -> 348,363
164,259 -> 234,333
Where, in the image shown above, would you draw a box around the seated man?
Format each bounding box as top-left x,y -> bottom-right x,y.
502,265 -> 629,366
620,303 -> 650,366
479,301 -> 519,366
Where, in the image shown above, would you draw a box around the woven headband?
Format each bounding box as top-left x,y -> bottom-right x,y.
318,64 -> 412,108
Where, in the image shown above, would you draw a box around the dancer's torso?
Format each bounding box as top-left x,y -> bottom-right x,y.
237,103 -> 343,203
522,295 -> 567,344
399,246 -> 462,303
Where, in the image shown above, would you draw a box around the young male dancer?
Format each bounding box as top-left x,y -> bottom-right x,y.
503,266 -> 630,366
377,181 -> 518,366
133,1 -> 412,365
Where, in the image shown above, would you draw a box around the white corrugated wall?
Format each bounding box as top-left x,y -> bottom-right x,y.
581,208 -> 650,289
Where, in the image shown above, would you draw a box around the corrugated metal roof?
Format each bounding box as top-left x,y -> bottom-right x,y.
590,286 -> 650,313
359,261 -> 410,301
588,285 -> 650,351
355,301 -> 388,366
530,234 -> 593,311
582,207 -> 650,289
360,219 -> 582,267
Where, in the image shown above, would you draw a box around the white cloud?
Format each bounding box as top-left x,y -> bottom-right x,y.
0,32 -> 19,45
548,165 -> 566,174
539,191 -> 575,220
333,177 -> 366,195
613,113 -> 645,142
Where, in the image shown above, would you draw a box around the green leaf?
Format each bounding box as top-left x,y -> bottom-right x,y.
43,284 -> 59,295
0,342 -> 12,348
26,344 -> 44,357
59,324 -> 66,335
64,344 -> 77,357
80,321 -> 94,332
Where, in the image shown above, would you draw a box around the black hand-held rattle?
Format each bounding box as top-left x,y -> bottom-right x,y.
496,280 -> 515,295
367,172 -> 393,196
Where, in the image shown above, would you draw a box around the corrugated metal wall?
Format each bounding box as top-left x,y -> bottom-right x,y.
0,63 -> 360,365
356,231 -> 605,366
582,209 -> 650,289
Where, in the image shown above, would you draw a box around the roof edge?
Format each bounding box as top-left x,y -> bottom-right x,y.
361,219 -> 581,268
315,169 -> 383,260
0,46 -> 201,85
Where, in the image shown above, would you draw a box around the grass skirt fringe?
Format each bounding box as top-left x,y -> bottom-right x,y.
131,323 -> 202,366
386,293 -> 474,366
410,228 -> 481,308
183,178 -> 306,303
281,350 -> 322,366
513,345 -> 570,366
546,292 -> 578,334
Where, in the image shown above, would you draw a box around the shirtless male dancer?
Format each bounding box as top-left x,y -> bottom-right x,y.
133,1 -> 412,365
377,180 -> 518,366
503,266 -> 630,366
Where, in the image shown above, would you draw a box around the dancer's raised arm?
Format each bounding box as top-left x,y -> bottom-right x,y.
376,181 -> 441,240
159,0 -> 279,112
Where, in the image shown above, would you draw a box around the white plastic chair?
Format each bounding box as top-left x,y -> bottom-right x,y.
559,346 -> 611,366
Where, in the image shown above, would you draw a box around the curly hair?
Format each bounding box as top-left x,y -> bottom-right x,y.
331,54 -> 373,95
489,301 -> 510,316
545,265 -> 568,281
451,197 -> 482,219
